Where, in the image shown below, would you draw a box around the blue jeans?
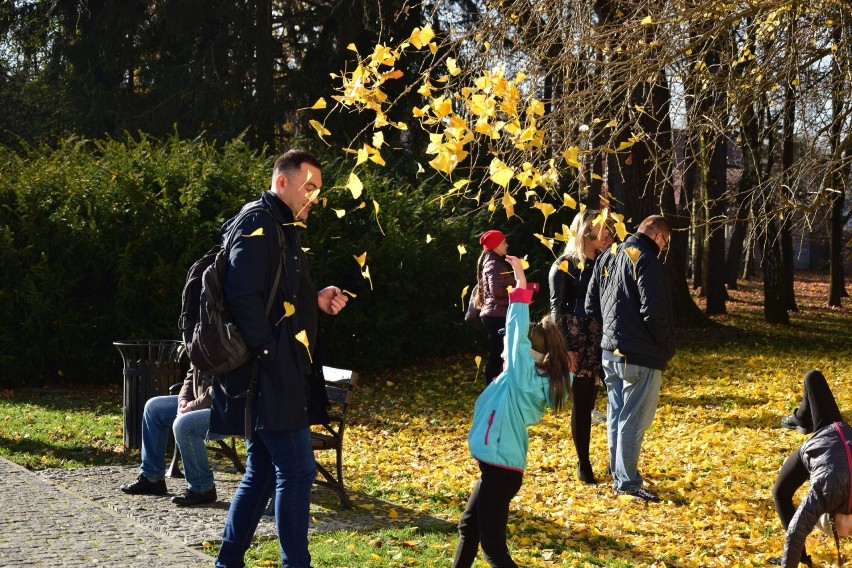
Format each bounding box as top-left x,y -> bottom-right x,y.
215,427 -> 316,568
139,395 -> 221,493
603,359 -> 662,492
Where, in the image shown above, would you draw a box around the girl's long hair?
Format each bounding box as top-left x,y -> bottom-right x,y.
474,251 -> 487,309
529,314 -> 571,411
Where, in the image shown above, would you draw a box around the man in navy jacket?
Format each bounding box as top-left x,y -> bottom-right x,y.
585,215 -> 675,503
215,150 -> 348,568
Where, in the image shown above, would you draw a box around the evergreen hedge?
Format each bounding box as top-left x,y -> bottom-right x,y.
0,135 -> 500,387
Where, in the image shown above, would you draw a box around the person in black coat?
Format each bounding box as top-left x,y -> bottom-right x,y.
214,150 -> 349,568
771,370 -> 852,567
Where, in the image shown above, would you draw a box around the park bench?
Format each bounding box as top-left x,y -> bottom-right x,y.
167,366 -> 359,509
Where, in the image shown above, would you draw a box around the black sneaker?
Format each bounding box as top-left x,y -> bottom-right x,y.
781,410 -> 812,434
171,487 -> 217,506
120,473 -> 167,495
577,461 -> 597,485
618,487 -> 661,503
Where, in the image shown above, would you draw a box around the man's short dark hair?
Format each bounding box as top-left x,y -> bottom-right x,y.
639,215 -> 671,236
273,150 -> 322,175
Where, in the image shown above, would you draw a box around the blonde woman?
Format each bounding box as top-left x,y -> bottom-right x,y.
547,210 -> 613,484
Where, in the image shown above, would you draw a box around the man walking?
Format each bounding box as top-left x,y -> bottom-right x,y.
585,214 -> 675,503
214,150 -> 348,568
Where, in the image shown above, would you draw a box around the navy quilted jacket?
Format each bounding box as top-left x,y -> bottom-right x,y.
584,233 -> 675,370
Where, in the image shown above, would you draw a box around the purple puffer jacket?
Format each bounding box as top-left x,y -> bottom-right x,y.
478,251 -> 514,318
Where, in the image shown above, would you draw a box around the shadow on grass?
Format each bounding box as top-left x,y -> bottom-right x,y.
0,435 -> 132,468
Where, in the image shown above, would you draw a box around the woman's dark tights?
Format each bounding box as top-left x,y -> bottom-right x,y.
571,375 -> 598,466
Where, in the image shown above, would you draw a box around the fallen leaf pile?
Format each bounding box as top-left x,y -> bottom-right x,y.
337,275 -> 852,566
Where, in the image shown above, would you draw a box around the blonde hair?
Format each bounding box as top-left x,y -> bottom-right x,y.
561,209 -> 609,264
528,315 -> 571,412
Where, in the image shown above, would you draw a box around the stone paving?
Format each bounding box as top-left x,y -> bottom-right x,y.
1,456 -> 451,566
0,457 -> 211,567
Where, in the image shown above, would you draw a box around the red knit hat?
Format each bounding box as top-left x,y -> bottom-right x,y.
479,230 -> 505,251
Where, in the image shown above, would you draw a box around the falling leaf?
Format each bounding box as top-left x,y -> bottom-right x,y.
308,119 -> 331,139
563,193 -> 577,209
334,209 -> 346,218
247,227 -> 265,237
274,302 -> 297,326
457,244 -> 467,260
342,289 -> 357,297
641,15 -> 654,25
610,242 -> 618,255
308,98 -> 327,110
558,260 -> 570,273
426,234 -> 433,243
461,285 -> 470,311
295,330 -> 312,363
346,172 -> 363,199
502,191 -> 516,219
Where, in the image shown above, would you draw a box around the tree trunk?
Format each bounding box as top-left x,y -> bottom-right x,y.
780,61 -> 798,312
255,0 -> 274,147
760,221 -> 790,324
704,130 -> 728,315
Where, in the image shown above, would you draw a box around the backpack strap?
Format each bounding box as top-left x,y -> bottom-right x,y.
225,204 -> 286,440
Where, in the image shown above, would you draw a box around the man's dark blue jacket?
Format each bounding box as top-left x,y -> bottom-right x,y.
219,191 -> 324,432
585,232 -> 675,371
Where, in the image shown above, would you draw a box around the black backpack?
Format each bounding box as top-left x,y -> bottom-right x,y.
179,205 -> 284,376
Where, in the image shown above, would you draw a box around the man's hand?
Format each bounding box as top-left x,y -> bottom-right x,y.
567,350 -> 578,374
318,286 -> 348,315
177,399 -> 190,415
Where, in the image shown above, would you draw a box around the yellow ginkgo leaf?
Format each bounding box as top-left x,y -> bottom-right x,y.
342,289 -> 357,297
372,131 -> 385,148
624,246 -> 642,279
562,146 -> 582,169
615,221 -> 628,241
534,202 -> 556,231
346,172 -> 363,199
502,191 -> 516,219
457,244 -> 467,260
640,15 -> 654,25
373,200 -> 385,236
274,301 -> 297,326
334,209 -> 346,218
558,260 -> 570,273
474,355 -> 482,378
563,193 -> 577,209
309,97 -> 326,110
610,242 -> 618,255
520,257 -> 530,270
461,285 -> 470,312
489,158 -> 515,188
308,119 -> 331,139
426,234 -> 433,243
283,302 -> 296,317
447,58 -> 461,76
354,252 -> 367,268
361,264 -> 374,290
295,330 -> 312,363
247,227 -> 265,237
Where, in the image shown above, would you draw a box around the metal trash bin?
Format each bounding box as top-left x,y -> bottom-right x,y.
113,340 -> 184,450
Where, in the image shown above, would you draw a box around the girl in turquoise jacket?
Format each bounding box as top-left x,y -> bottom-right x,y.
453,255 -> 572,568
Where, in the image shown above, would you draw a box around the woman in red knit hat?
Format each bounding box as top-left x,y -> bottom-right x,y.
473,230 -> 513,386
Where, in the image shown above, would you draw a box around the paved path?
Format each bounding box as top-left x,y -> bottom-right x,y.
0,457 -> 450,567
0,457 -> 211,567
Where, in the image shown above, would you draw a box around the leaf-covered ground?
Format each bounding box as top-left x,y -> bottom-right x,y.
341,273 -> 852,567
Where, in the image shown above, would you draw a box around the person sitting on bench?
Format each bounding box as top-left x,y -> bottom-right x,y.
119,366 -> 224,506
